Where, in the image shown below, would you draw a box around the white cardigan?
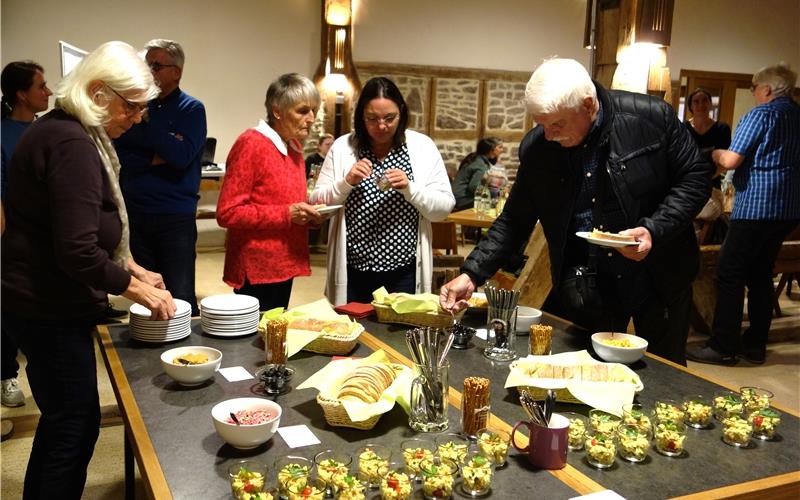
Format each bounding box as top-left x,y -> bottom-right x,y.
310,130 -> 455,305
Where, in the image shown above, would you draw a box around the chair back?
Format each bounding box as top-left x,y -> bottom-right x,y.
201,137 -> 217,166
431,221 -> 459,255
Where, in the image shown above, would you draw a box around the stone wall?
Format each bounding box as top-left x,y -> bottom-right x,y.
434,78 -> 480,131
485,81 -> 527,132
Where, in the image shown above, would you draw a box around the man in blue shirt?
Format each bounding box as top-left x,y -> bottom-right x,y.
115,39 -> 207,314
688,64 -> 800,366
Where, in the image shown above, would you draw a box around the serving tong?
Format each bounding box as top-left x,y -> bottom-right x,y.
520,389 -> 555,427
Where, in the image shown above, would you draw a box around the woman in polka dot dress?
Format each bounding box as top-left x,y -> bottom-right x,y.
310,77 -> 455,305
217,74 -> 322,310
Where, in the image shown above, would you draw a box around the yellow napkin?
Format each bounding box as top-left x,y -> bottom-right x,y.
372,287 -> 440,314
504,350 -> 642,416
259,300 -> 362,358
297,350 -> 414,422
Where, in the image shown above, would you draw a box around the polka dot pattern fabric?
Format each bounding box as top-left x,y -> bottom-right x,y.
345,144 -> 418,272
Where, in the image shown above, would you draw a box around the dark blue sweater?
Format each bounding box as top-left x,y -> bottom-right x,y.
115,88 -> 207,214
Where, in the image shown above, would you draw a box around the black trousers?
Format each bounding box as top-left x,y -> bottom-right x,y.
129,212 -> 199,314
235,277 -> 294,311
547,272 -> 692,365
347,262 -> 416,304
5,314 -> 100,499
710,219 -> 799,355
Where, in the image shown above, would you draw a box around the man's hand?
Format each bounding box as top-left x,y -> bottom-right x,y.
439,273 -> 477,313
616,226 -> 652,262
128,258 -> 166,289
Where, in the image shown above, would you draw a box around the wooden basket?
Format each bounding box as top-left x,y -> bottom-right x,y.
517,386 -> 582,404
316,392 -> 382,430
371,302 -> 464,329
258,325 -> 362,356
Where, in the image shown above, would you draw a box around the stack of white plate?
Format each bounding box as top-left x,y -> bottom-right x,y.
200,294 -> 260,337
129,299 -> 192,343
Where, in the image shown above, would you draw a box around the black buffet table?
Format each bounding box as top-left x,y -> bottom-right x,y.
97,313 -> 800,500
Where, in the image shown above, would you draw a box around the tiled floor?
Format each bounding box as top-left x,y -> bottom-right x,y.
2,246 -> 799,499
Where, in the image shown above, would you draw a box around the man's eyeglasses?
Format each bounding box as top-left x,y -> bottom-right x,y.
148,62 -> 178,72
106,85 -> 148,115
364,113 -> 398,126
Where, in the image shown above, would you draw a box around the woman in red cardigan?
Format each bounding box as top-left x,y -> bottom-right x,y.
216,73 -> 322,310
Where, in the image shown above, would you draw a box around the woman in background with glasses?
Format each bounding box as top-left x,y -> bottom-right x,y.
311,76 -> 454,305
1,41 -> 175,498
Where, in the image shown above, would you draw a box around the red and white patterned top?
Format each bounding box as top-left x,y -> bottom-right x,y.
216,122 -> 310,288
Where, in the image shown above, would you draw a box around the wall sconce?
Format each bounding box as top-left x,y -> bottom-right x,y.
632,0 -> 674,46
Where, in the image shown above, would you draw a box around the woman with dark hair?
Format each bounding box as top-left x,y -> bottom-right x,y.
216,73 -> 322,310
1,60 -> 51,411
310,76 -> 454,305
452,137 -> 504,211
685,88 -> 732,241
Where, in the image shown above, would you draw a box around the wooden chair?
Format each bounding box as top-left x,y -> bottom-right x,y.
431,221 -> 459,255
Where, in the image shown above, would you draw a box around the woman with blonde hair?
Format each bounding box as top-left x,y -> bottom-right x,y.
1,41 -> 175,498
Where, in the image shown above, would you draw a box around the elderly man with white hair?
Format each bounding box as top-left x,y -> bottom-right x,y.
441,58 -> 711,365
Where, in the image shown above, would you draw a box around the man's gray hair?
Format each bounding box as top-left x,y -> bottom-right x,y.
144,39 -> 185,68
525,58 -> 597,115
753,63 -> 797,98
55,41 -> 159,127
264,73 -> 321,125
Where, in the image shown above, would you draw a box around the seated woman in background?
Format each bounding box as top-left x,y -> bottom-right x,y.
310,76 -> 454,305
685,88 -> 731,242
1,41 -> 175,498
451,137 -> 503,211
216,73 -> 322,311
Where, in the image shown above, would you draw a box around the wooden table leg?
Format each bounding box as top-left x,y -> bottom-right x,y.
125,428 -> 135,500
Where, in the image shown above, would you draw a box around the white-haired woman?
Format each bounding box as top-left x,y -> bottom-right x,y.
217,73 -> 322,310
1,41 -> 175,498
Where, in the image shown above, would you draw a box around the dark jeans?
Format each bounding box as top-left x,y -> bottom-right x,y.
710,219 -> 799,355
129,212 -> 199,314
347,262 -> 416,304
4,314 -> 100,499
235,278 -> 293,311
546,272 -> 692,365
1,326 -> 19,380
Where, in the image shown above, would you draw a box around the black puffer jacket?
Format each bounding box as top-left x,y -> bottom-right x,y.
462,83 -> 712,297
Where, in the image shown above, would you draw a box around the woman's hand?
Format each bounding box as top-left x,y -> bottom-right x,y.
345,158 -> 373,186
289,202 -> 323,226
122,277 -> 177,320
384,168 -> 409,190
128,258 -> 166,289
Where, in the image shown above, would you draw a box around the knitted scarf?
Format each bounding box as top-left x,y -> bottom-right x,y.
85,125 -> 131,270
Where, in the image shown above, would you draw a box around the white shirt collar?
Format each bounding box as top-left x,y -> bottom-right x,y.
254,119 -> 288,156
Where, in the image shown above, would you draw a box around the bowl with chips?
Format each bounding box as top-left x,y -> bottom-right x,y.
591,332 -> 647,364
160,345 -> 222,386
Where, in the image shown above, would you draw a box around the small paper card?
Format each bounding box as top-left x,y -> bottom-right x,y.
278,425 -> 321,448
218,366 -> 254,382
570,489 -> 627,500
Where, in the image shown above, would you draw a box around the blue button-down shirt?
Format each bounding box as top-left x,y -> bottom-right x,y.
729,95 -> 800,220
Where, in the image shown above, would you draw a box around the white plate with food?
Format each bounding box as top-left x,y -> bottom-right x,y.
576,230 -> 639,248
314,204 -> 343,217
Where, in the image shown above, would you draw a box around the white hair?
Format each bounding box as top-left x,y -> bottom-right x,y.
525,58 -> 597,115
753,63 -> 797,97
55,41 -> 159,128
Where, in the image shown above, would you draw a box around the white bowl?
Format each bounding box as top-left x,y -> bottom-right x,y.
160,346 -> 222,386
211,398 -> 282,449
516,306 -> 543,332
591,332 -> 648,364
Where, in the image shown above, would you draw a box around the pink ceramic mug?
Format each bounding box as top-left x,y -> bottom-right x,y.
511,413 -> 569,469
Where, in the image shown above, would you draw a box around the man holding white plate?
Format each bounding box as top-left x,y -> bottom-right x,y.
441,58 -> 711,365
